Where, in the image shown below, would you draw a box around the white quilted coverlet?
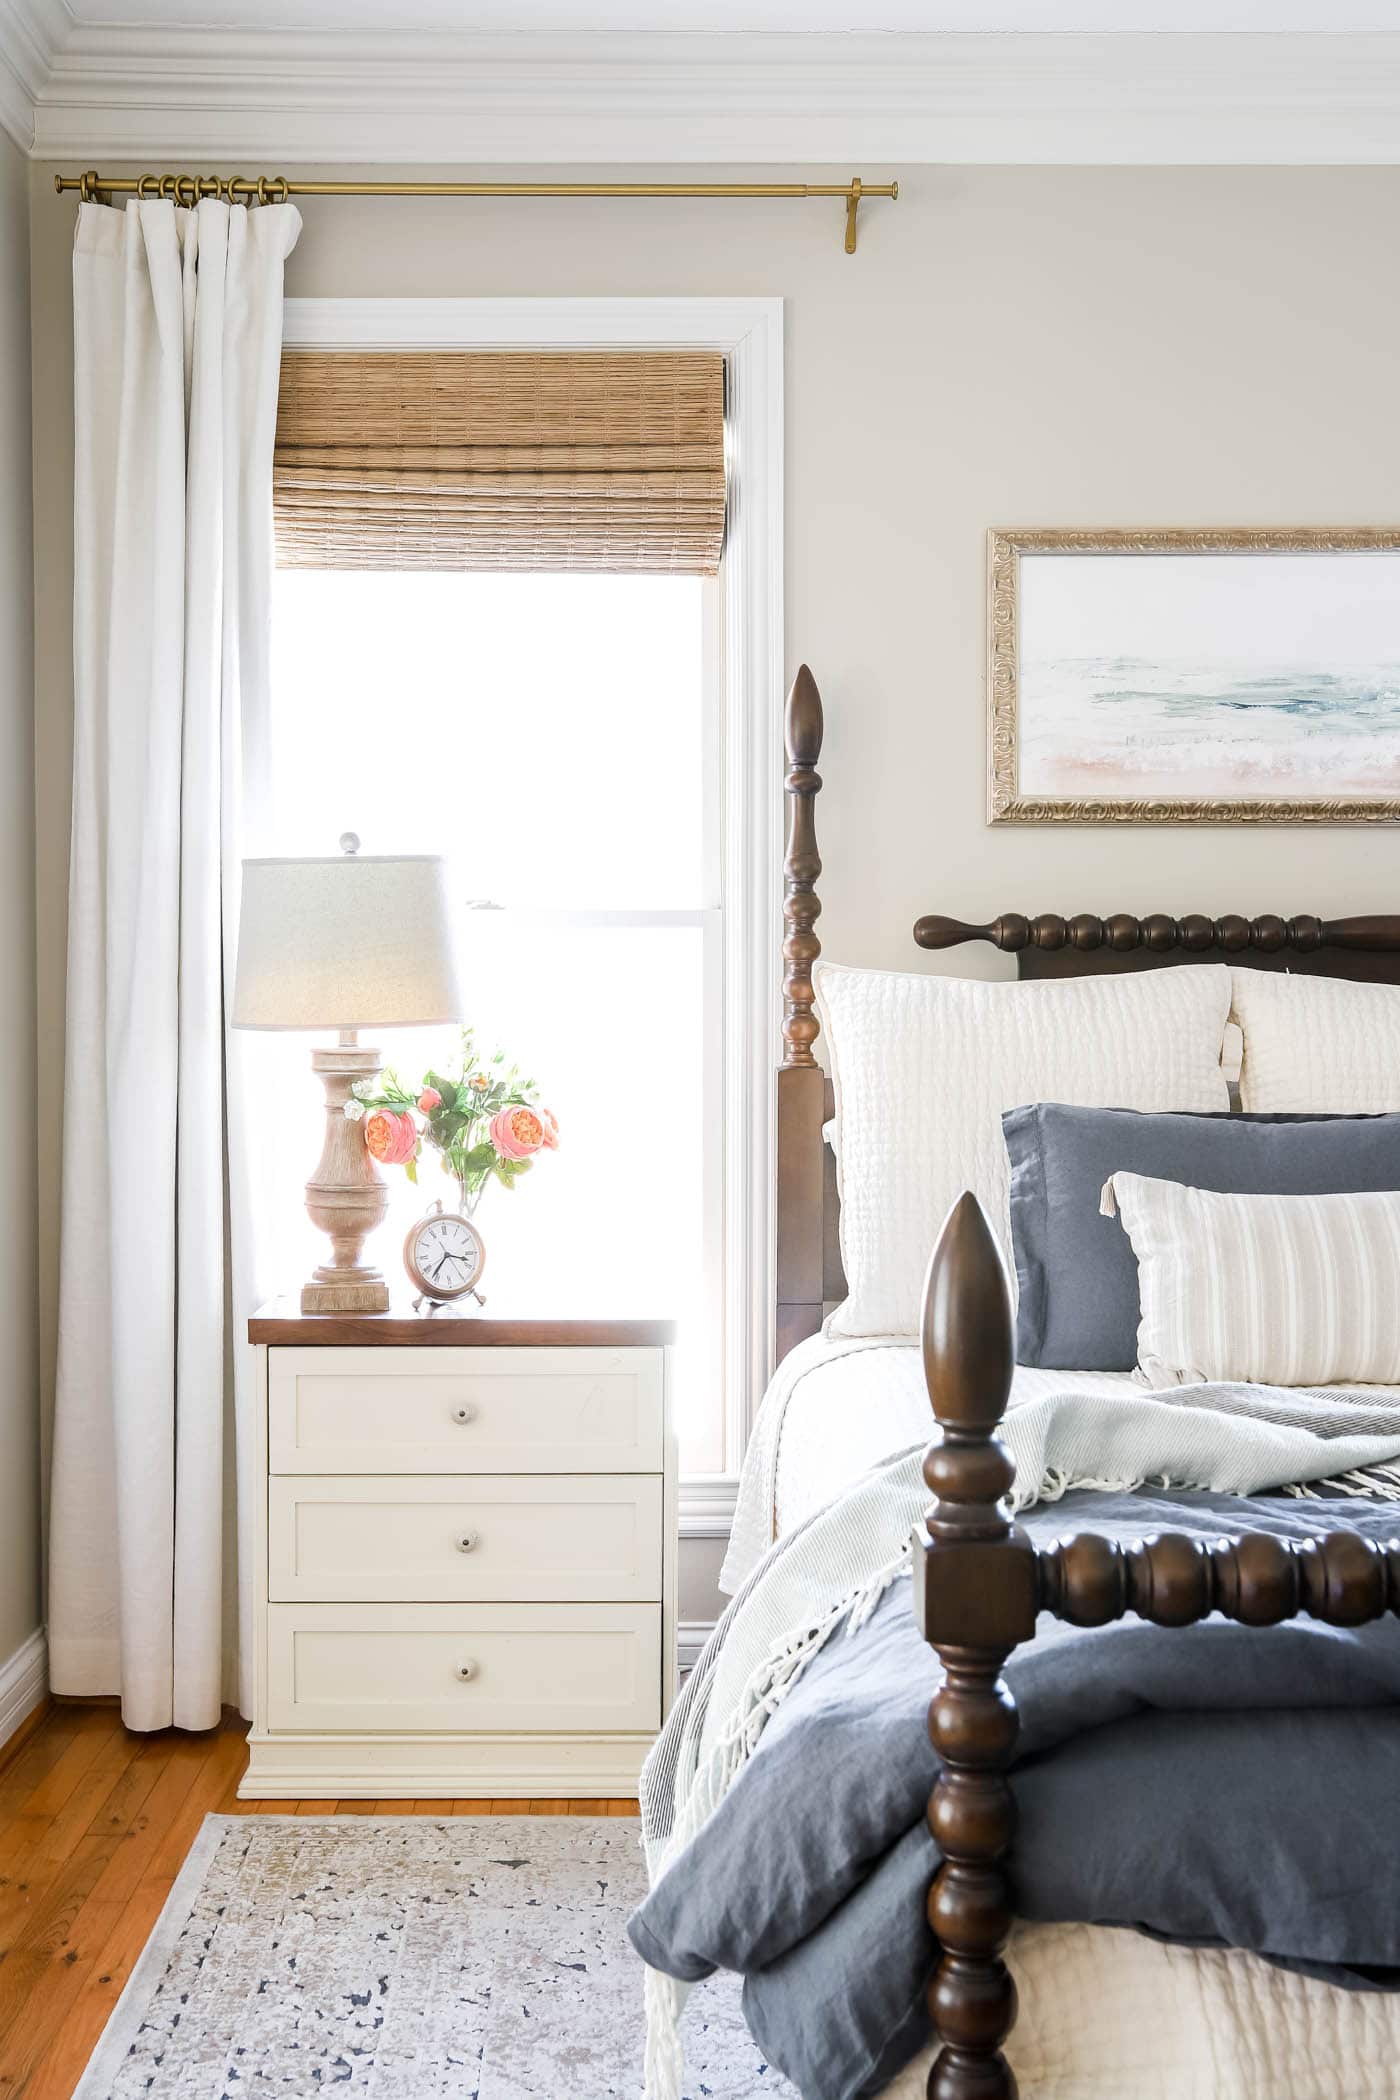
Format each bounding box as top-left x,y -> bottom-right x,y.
882,1920 -> 1400,2100
1232,966 -> 1400,1113
722,1336 -> 1136,1591
816,959 -> 1232,1338
775,1351 -> 1134,1541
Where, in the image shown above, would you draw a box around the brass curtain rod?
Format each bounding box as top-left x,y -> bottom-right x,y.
55,170 -> 898,253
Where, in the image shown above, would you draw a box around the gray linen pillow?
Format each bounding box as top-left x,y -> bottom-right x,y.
1004,1103 -> 1400,1372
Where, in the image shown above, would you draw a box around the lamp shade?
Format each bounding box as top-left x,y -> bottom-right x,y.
233,852 -> 466,1031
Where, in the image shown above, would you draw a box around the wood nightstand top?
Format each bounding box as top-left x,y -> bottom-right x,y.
248,1298 -> 676,1348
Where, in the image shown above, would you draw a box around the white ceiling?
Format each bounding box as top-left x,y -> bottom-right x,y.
54,0 -> 1400,28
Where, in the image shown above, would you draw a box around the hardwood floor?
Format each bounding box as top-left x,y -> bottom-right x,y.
0,1701 -> 639,2100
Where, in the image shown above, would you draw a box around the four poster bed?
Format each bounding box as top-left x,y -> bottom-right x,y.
631,666 -> 1400,2100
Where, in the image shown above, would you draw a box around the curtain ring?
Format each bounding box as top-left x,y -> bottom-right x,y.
158,174 -> 177,201
175,174 -> 198,208
79,170 -> 102,203
255,176 -> 270,206
198,175 -> 221,200
266,175 -> 290,205
137,174 -> 160,199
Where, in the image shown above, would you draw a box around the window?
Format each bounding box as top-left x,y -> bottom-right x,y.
256,299 -> 782,1509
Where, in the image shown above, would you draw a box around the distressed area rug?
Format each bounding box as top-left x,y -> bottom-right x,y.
74,1814 -> 794,2099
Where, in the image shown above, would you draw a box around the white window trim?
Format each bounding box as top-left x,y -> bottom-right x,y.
281,296 -> 784,1536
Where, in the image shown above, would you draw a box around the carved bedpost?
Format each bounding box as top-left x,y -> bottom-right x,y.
914,1195 -> 1037,2100
782,664 -> 824,1070
776,666 -> 828,1359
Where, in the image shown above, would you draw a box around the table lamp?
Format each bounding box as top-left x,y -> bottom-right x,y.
232,835 -> 466,1314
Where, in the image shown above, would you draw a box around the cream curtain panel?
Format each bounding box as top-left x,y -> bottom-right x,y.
273,349 -> 727,573
50,196 -> 300,1731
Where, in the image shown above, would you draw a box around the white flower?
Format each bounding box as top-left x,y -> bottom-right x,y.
350,1079 -> 373,1099
343,1099 -> 366,1121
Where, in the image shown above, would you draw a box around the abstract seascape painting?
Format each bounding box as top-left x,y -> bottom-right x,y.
988,529 -> 1400,823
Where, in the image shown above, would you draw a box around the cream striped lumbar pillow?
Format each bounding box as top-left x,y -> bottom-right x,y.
1100,1171 -> 1400,1387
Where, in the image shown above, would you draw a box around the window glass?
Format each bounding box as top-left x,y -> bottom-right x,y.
269,570 -> 707,909
266,569 -> 719,1471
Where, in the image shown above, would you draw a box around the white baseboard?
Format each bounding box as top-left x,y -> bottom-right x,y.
679,1476 -> 738,1541
0,1628 -> 48,1753
678,1621 -> 716,1677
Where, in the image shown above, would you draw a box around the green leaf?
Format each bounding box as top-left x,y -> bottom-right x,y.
405,1156 -> 418,1185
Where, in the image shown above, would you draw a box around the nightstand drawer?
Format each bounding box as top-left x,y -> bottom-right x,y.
268,1475 -> 664,1603
267,1603 -> 661,1734
268,1346 -> 664,1474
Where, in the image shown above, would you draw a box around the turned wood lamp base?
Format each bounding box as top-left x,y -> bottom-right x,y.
302,1270 -> 390,1316
302,1029 -> 391,1316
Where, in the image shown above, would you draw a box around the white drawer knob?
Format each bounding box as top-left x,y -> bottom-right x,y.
455,1529 -> 479,1554
455,1659 -> 477,1682
450,1402 -> 476,1426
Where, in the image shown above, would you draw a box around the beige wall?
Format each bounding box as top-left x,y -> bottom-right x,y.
27,164 -> 1400,1621
1,130 -> 39,1666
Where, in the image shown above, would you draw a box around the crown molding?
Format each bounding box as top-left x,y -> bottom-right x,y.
0,0 -> 66,150
15,28 -> 1400,167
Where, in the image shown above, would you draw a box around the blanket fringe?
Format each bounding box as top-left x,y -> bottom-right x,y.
643,1964 -> 686,2100
667,1543 -> 912,1862
1019,1462 -> 1400,1514
1285,1464 -> 1400,1502
640,1544 -> 911,2095
1015,1466 -> 1156,1511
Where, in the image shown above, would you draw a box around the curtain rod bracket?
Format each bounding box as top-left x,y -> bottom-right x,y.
845,176 -> 863,254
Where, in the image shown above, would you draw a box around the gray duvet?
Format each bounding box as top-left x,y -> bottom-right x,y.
628,1489 -> 1400,2100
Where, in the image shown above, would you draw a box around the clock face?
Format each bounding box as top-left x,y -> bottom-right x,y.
406,1210 -> 485,1300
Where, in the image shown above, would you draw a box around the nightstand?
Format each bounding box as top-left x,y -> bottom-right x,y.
242,1301 -> 677,1800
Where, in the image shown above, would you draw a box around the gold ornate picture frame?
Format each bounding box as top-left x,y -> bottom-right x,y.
988,527 -> 1400,824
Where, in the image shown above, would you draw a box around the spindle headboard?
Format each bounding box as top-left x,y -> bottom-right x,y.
775,665 -> 1400,1361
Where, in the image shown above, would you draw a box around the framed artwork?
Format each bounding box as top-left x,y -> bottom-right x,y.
988,528 -> 1400,824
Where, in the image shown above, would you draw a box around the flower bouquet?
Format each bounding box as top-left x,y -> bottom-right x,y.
346,1026 -> 558,1215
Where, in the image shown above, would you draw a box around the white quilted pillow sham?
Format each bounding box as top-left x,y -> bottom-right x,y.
1101,1171 -> 1400,1386
815,960 -> 1233,1340
1231,968 -> 1400,1113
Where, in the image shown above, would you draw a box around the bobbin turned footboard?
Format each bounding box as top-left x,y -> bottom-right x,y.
913,1191 -> 1400,2100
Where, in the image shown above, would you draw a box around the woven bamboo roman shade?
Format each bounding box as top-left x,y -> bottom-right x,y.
273,349 -> 727,574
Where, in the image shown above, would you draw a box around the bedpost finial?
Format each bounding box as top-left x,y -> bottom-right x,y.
922,1192 -> 1015,1438
786,663 -> 823,766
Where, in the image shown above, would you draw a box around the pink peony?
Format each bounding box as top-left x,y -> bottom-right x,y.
490,1104 -> 545,1160
538,1107 -> 560,1150
364,1108 -> 417,1166
418,1087 -> 442,1113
